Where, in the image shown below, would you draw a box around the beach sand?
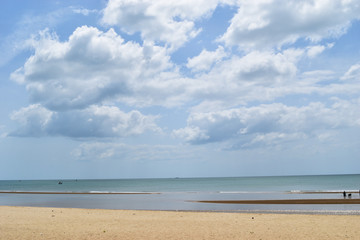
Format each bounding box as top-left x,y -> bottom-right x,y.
1,206 -> 359,239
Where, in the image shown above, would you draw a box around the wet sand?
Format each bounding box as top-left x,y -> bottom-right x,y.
195,198 -> 360,204
1,206 -> 360,240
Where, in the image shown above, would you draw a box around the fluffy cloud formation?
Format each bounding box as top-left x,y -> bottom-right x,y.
10,104 -> 159,138
208,49 -> 300,85
186,49 -> 303,110
10,26 -> 178,110
7,0 -> 360,147
174,99 -> 360,148
187,49 -> 360,112
221,0 -> 360,49
10,25 -> 312,113
101,0 -> 230,49
186,46 -> 227,72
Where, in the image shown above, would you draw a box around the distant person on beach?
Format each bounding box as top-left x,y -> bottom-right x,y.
343,191 -> 346,198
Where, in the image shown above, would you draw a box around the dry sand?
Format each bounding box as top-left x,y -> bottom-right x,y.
1,206 -> 359,240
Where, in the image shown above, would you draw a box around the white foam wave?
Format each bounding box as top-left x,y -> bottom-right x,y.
290,189 -> 360,194
219,191 -> 277,194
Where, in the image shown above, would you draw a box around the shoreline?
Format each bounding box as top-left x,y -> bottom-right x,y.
2,205 -> 360,215
195,198 -> 360,204
2,190 -> 360,213
1,190 -> 359,195
0,191 -> 157,194
1,206 -> 360,239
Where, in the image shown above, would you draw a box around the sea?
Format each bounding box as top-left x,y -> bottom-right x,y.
1,174 -> 360,214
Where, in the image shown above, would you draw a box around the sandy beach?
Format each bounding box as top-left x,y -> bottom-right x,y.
1,206 -> 359,240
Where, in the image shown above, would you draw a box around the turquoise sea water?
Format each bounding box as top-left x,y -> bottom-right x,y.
1,174 -> 360,213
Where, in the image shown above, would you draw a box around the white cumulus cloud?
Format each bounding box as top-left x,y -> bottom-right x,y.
221,0 -> 360,49
174,99 -> 360,148
186,49 -> 303,111
10,104 -> 159,138
101,0 -> 231,50
186,46 -> 228,72
10,26 -> 179,110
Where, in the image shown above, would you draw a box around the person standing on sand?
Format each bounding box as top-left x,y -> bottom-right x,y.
343,191 -> 346,198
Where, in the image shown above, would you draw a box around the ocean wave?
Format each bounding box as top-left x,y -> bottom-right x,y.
289,190 -> 360,194
219,191 -> 278,194
0,190 -> 158,194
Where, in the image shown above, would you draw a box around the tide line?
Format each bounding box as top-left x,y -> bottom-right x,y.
193,199 -> 360,204
0,191 -> 159,195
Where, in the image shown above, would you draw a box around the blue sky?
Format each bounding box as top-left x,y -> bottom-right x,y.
1,0 -> 360,180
